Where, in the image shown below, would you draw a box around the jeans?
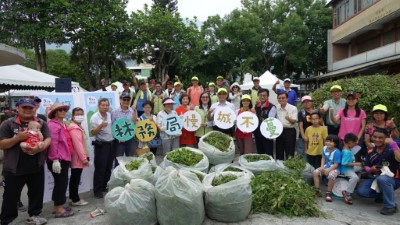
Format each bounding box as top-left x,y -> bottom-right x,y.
296,138 -> 306,160
114,139 -> 135,167
254,135 -> 273,156
357,176 -> 400,208
69,168 -> 83,203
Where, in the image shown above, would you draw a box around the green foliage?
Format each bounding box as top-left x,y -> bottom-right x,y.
166,148 -> 204,166
245,154 -> 271,162
203,132 -> 231,152
125,159 -> 145,171
223,166 -> 243,172
283,155 -> 306,178
191,171 -> 205,182
251,172 -> 321,217
311,74 -> 400,123
211,174 -> 238,186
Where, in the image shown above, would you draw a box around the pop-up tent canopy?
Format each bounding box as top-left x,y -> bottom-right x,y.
240,70 -> 299,90
0,64 -> 86,92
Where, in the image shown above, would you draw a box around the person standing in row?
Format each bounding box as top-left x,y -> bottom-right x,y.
320,85 -> 346,135
111,93 -> 135,167
133,101 -> 158,155
229,82 -> 242,111
151,82 -> 164,115
0,98 -> 51,225
235,95 -> 253,155
195,92 -> 213,142
90,98 -> 115,199
175,93 -> 196,147
249,77 -> 261,106
253,89 -> 276,156
132,81 -> 152,117
207,88 -> 235,135
208,82 -> 218,104
272,78 -> 298,106
172,82 -> 185,110
298,96 -> 320,159
156,98 -> 180,155
47,103 -> 74,218
276,92 -> 298,160
186,76 -> 203,108
67,107 -> 90,207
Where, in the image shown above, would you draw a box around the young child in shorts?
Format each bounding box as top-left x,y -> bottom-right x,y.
20,121 -> 44,155
340,133 -> 361,205
313,134 -> 341,202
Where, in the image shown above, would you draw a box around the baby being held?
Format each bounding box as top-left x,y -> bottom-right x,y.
20,121 -> 44,155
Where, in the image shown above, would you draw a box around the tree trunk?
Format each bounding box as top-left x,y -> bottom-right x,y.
39,41 -> 47,72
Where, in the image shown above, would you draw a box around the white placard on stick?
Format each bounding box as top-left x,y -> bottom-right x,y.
182,110 -> 202,132
236,111 -> 259,133
213,107 -> 236,129
260,117 -> 283,139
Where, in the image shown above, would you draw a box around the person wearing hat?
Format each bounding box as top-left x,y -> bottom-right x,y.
272,78 -> 298,106
90,98 -> 114,199
47,102 -> 75,218
331,92 -> 366,150
121,80 -> 135,106
132,81 -> 152,117
151,81 -> 165,115
235,94 -> 254,155
111,93 -> 136,166
110,83 -> 118,92
207,88 -> 235,135
156,98 -> 180,155
148,79 -> 156,92
229,82 -> 242,111
320,85 -> 346,135
216,75 -> 230,92
0,98 -> 51,225
249,77 -> 261,106
33,96 -> 47,121
186,76 -> 204,108
253,88 -> 277,156
171,81 -> 185,110
208,82 -> 218,104
297,95 -> 320,160
364,104 -> 399,149
163,80 -> 175,98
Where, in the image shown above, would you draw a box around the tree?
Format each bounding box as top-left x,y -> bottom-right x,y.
129,5 -> 203,81
0,0 -> 67,72
152,0 -> 178,13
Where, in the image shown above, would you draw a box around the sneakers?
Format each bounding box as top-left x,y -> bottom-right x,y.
380,207 -> 398,215
26,215 -> 47,225
325,192 -> 333,202
70,199 -> 89,206
342,191 -> 353,205
18,201 -> 27,212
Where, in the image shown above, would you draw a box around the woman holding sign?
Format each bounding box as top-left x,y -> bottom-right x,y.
235,95 -> 253,155
156,98 -> 181,155
175,93 -> 197,147
133,101 -> 158,155
195,92 -> 213,142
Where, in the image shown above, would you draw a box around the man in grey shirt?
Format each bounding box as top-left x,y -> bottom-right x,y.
319,85 -> 346,135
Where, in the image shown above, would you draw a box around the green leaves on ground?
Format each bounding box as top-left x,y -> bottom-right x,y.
203,132 -> 231,152
251,172 -> 321,217
125,159 -> 145,171
166,148 -> 203,166
245,154 -> 271,162
211,174 -> 238,186
284,155 -> 306,177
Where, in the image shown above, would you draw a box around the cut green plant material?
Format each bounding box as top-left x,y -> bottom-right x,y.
223,166 -> 243,172
251,172 -> 321,217
245,155 -> 271,162
125,159 -> 145,171
191,171 -> 204,182
284,155 -> 306,175
142,153 -> 154,162
203,132 -> 231,152
211,174 -> 238,186
166,148 -> 204,166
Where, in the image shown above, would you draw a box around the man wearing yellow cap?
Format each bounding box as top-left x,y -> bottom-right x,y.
249,77 -> 261,106
216,75 -> 230,93
320,85 -> 346,135
207,88 -> 235,134
208,82 -> 218,104
171,81 -> 185,110
186,76 -> 203,108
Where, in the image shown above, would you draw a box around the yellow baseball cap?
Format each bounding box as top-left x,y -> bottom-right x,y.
174,82 -> 182,87
372,104 -> 388,112
217,88 -> 228,94
241,94 -> 251,101
191,76 -> 199,81
216,76 -> 224,80
330,85 -> 342,92
111,82 -> 117,87
208,82 -> 216,87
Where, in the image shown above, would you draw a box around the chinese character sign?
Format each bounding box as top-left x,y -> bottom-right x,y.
163,114 -> 183,136
236,111 -> 259,133
135,120 -> 158,142
214,107 -> 236,129
112,118 -> 136,141
182,111 -> 202,132
260,117 -> 283,139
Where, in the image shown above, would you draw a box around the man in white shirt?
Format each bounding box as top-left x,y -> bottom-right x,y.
276,92 -> 298,160
207,88 -> 235,135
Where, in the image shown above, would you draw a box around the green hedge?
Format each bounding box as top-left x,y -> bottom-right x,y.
310,74 -> 400,123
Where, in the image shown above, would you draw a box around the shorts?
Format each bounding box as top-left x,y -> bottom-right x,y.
314,168 -> 339,180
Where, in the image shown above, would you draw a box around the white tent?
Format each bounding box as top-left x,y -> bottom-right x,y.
0,64 -> 86,92
240,70 -> 299,90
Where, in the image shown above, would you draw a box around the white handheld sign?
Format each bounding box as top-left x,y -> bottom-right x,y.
182,111 -> 202,132
163,114 -> 183,135
260,117 -> 283,139
236,111 -> 259,133
213,107 -> 236,129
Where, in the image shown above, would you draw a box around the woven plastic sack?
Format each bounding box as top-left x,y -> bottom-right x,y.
203,172 -> 252,222
155,166 -> 205,225
198,131 -> 235,165
108,157 -> 153,189
161,147 -> 209,173
238,154 -> 277,175
209,163 -> 254,177
105,179 -> 157,225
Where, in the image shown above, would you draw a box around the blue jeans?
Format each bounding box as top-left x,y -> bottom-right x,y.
114,139 -> 135,167
357,176 -> 400,208
296,138 -> 306,160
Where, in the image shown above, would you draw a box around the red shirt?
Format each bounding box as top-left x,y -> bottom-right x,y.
235,108 -> 252,139
175,106 -> 197,145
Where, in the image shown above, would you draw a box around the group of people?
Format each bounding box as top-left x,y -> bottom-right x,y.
0,74 -> 399,225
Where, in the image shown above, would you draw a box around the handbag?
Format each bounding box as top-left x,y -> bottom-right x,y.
148,136 -> 161,148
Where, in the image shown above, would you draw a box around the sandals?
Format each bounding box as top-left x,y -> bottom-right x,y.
52,206 -> 72,214
55,209 -> 74,218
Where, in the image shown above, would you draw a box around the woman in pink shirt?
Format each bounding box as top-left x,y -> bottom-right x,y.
67,107 -> 90,207
331,92 -> 366,148
186,76 -> 204,108
47,103 -> 75,218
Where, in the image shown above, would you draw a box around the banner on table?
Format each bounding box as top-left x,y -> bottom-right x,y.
236,111 -> 258,133
213,107 -> 236,129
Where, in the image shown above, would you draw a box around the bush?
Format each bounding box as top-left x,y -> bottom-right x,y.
310,74 -> 400,123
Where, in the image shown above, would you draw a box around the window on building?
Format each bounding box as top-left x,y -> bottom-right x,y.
383,29 -> 396,45
334,0 -> 379,27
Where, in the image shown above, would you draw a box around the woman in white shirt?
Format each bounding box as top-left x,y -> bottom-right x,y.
229,82 -> 242,111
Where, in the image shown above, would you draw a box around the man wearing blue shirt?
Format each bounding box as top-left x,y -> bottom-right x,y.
272,78 -> 298,106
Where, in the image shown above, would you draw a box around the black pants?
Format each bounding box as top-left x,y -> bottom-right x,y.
0,167 -> 44,225
47,160 -> 70,206
114,139 -> 135,167
254,135 -> 274,156
213,126 -> 233,135
327,124 -> 340,135
307,154 -> 322,170
93,141 -> 115,194
69,168 -> 83,203
276,128 -> 296,160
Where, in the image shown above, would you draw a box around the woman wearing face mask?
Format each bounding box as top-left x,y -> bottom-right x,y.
67,107 -> 90,206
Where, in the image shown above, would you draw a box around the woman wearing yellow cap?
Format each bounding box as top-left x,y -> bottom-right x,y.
235,95 -> 253,155
364,104 -> 399,148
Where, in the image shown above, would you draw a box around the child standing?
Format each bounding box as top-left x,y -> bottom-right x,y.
313,135 -> 341,202
304,112 -> 328,169
340,133 -> 361,205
